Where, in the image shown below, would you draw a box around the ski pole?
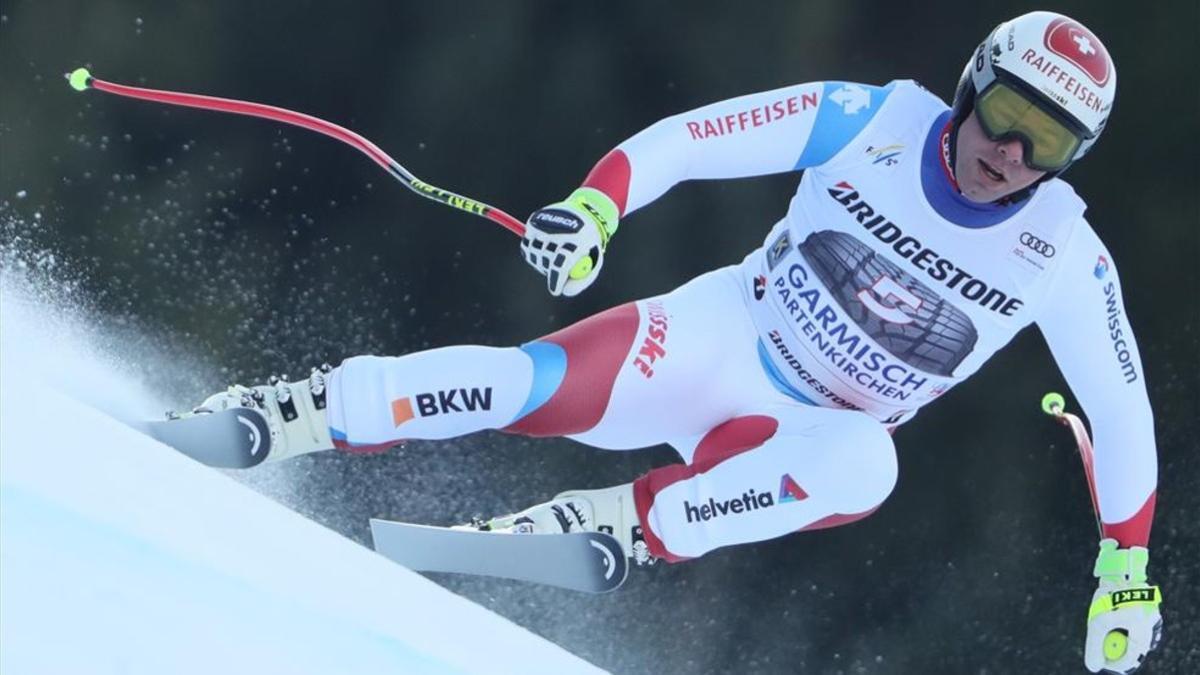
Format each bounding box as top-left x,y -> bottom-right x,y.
65,68 -> 525,237
1041,392 -> 1137,666
1040,392 -> 1102,538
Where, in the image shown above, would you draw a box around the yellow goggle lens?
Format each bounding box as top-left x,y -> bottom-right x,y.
976,83 -> 1082,171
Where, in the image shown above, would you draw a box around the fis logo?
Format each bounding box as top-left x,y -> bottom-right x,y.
1094,255 -> 1109,279
684,475 -> 807,523
391,387 -> 493,427
866,144 -> 904,166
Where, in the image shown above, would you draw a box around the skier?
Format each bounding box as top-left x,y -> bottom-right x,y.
196,12 -> 1160,672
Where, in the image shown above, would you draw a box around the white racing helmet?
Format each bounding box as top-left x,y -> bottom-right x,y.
950,11 -> 1117,177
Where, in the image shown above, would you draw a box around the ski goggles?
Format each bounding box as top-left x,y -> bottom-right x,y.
974,81 -> 1088,172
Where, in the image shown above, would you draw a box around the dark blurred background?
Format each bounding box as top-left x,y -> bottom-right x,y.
2,1 -> 1197,673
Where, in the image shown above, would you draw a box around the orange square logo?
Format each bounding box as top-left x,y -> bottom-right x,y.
391,397 -> 414,426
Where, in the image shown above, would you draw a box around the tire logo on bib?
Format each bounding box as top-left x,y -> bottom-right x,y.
796,230 -> 978,377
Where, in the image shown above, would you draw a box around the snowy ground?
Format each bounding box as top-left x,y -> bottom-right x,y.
0,275 -> 604,675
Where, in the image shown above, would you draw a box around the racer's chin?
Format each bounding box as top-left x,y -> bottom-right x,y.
957,157 -> 1043,204
957,169 -> 1005,203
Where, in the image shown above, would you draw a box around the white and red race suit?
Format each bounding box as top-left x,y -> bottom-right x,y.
326,80 -> 1156,562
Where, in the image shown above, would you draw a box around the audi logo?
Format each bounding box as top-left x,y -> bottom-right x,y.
1019,232 -> 1056,257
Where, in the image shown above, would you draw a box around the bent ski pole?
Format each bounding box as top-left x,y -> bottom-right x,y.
1040,392 -> 1102,537
65,67 -> 525,237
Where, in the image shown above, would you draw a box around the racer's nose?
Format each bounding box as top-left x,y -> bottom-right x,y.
996,137 -> 1025,166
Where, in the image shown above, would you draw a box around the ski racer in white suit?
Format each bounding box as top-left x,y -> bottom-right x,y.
201,12 -> 1160,673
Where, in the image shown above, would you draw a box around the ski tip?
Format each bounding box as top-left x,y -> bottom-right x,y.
142,407 -> 273,469
67,67 -> 92,92
1041,391 -> 1065,416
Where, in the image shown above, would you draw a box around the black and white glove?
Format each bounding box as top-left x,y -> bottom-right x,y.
521,187 -> 619,297
1085,539 -> 1163,674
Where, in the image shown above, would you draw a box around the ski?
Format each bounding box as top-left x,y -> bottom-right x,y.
140,408 -> 273,469
369,519 -> 628,594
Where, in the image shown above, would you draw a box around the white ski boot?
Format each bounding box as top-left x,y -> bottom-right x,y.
192,364 -> 335,463
465,483 -> 657,566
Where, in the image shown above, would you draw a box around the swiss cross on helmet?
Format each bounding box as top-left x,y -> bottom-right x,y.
950,11 -> 1117,178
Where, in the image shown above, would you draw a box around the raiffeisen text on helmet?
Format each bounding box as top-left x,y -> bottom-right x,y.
1018,49 -> 1108,114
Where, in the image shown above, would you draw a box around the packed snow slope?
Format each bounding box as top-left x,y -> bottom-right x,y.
0,293 -> 604,675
